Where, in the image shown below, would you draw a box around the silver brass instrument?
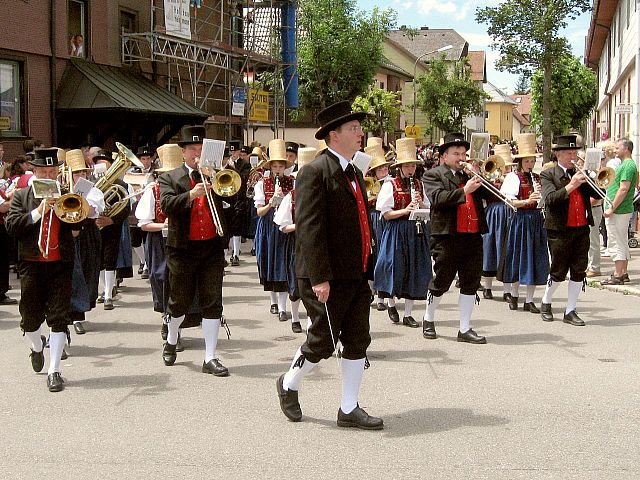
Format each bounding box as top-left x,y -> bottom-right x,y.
409,175 -> 424,236
96,142 -> 145,218
460,162 -> 517,212
365,177 -> 382,202
571,161 -> 614,209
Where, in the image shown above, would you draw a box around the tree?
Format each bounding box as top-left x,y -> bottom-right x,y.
415,56 -> 489,134
295,0 -> 396,118
476,0 -> 590,161
513,74 -> 531,95
530,54 -> 597,135
352,87 -> 403,137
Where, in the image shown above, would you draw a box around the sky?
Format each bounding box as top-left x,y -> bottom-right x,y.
355,0 -> 592,95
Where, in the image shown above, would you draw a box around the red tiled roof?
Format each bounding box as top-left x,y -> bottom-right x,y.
467,51 -> 486,83
509,93 -> 532,117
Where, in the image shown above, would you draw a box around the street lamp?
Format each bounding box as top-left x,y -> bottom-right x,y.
412,44 -> 453,127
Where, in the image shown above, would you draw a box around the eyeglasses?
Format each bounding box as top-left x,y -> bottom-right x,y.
344,125 -> 364,134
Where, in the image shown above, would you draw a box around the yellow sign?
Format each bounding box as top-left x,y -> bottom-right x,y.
405,124 -> 421,139
248,89 -> 269,122
0,116 -> 11,130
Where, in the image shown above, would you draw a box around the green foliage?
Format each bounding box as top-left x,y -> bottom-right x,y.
530,54 -> 598,135
415,56 -> 489,133
296,0 -> 396,116
513,74 -> 531,95
352,87 -> 403,137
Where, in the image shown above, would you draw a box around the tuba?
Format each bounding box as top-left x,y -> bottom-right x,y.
212,169 -> 242,197
54,166 -> 89,224
364,177 -> 382,202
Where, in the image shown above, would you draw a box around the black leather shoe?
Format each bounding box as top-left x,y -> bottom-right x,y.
291,321 -> 303,333
375,301 -> 387,311
104,299 -> 114,310
97,294 -> 105,304
276,373 -> 302,422
73,322 -> 86,335
387,306 -> 400,323
230,255 -> 240,266
422,321 -> 437,339
563,310 -> 585,326
61,349 -> 69,361
540,303 -> 554,322
337,405 -> 384,430
270,304 -> 278,315
175,335 -> 184,352
279,311 -> 288,322
503,292 -> 512,302
30,335 -> 46,373
161,323 -> 168,341
0,294 -> 18,305
523,302 -> 540,314
140,268 -> 149,280
47,372 -> 64,392
457,329 -> 487,344
202,358 -> 229,376
162,342 -> 177,366
483,289 -> 493,300
250,248 -> 256,256
402,316 -> 419,328
138,263 -> 144,275
508,296 -> 518,310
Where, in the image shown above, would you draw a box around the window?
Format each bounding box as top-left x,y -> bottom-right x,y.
68,0 -> 88,58
0,60 -> 22,137
120,9 -> 138,34
485,111 -> 489,119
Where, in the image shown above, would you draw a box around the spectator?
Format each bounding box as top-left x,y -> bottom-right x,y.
70,34 -> 84,57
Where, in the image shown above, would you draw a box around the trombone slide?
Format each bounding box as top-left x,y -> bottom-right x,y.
460,162 -> 517,212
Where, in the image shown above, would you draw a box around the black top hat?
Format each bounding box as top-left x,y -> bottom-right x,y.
438,132 -> 470,155
285,141 -> 299,154
93,149 -> 113,162
315,101 -> 367,140
240,145 -> 251,154
29,148 -> 63,167
552,135 -> 580,151
228,140 -> 241,152
137,145 -> 154,157
177,125 -> 206,147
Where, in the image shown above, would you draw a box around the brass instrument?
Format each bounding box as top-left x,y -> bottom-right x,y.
478,155 -> 505,179
571,161 -> 614,209
595,167 -> 615,188
54,166 -> 89,224
37,205 -> 54,259
460,162 -> 517,212
364,177 -> 382,202
246,149 -> 270,198
196,160 -> 226,237
212,169 -> 242,197
96,142 -> 145,218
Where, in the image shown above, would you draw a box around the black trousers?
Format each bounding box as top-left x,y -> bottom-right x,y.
0,224 -> 10,295
166,238 -> 224,318
299,277 -> 371,363
100,223 -> 122,270
429,233 -> 483,296
547,227 -> 590,282
19,260 -> 72,333
130,225 -> 146,249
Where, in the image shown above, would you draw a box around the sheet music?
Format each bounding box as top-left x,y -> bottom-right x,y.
470,133 -> 490,160
409,208 -> 430,222
584,148 -> 601,171
352,151 -> 372,174
201,139 -> 226,170
73,177 -> 95,198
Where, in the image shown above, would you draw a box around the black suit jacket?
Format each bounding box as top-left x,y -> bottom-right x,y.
540,165 -> 598,231
423,165 -> 489,235
5,187 -> 76,262
158,165 -> 228,249
295,150 -> 373,285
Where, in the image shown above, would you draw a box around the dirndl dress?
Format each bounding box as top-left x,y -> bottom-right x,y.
482,200 -> 513,275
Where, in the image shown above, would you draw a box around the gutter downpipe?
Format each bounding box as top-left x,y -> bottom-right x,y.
50,0 -> 58,145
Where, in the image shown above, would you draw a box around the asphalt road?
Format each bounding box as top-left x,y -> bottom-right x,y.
1,250 -> 638,479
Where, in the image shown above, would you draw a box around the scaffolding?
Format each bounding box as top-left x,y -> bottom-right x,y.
121,0 -> 297,141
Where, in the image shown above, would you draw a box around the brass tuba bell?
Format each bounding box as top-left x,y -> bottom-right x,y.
364,176 -> 382,201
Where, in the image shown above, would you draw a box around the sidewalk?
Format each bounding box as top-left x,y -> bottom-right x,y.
587,238 -> 640,296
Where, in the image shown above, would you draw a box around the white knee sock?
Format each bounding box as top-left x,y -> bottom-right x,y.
98,270 -> 105,295
277,292 -> 288,313
133,246 -> 145,265
224,249 -> 228,259
404,299 -> 414,317
104,270 -> 116,300
526,285 -> 536,303
503,283 -> 512,295
512,282 -> 520,299
566,280 -> 582,314
48,332 -> 66,375
340,358 -> 366,414
481,276 -> 493,290
167,315 -> 184,345
388,297 -> 396,308
232,236 -> 241,256
291,299 -> 300,323
270,291 -> 277,305
202,318 -> 221,362
542,278 -> 560,304
25,328 -> 43,352
283,348 -> 318,391
424,294 -> 442,322
459,294 -> 475,333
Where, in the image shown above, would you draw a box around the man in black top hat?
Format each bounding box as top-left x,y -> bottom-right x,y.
285,142 -> 299,171
224,141 -> 251,266
423,132 -> 490,344
539,135 -> 599,326
276,101 -> 383,430
5,148 -> 78,392
158,125 -> 229,376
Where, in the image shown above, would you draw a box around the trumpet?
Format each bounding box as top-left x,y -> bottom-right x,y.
364,177 -> 382,202
571,161 -> 614,209
460,162 -> 517,212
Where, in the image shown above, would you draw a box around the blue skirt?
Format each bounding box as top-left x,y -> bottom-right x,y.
71,245 -> 91,314
283,232 -> 299,300
482,202 -> 513,273
369,208 -> 384,257
373,217 -> 432,300
116,219 -> 133,278
502,209 -> 549,285
146,231 -> 167,313
255,209 -> 288,290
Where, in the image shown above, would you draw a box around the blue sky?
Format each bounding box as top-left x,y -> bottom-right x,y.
355,0 -> 592,94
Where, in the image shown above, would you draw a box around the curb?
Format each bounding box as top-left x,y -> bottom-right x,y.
587,280 -> 640,297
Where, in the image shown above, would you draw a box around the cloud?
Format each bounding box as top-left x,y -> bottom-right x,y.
415,0 -> 458,15
459,31 -> 493,47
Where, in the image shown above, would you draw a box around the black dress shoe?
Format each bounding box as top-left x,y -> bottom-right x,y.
162,342 -> 177,366
104,299 -> 114,310
230,255 -> 240,266
422,321 -> 437,339
138,263 -> 144,275
503,292 -> 512,302
337,405 -> 383,430
563,310 -> 585,326
402,316 -> 419,328
30,335 -> 46,373
202,358 -> 229,376
0,294 -> 18,305
270,304 -> 278,315
375,301 -> 387,311
457,329 -> 487,344
523,302 -> 540,313
73,322 -> 86,335
140,268 -> 149,280
250,248 -> 256,256
540,303 -> 554,322
483,289 -> 493,300
508,296 -> 518,311
161,323 -> 168,341
223,259 -> 229,268
175,335 -> 184,352
387,306 -> 400,323
97,293 -> 105,304
61,349 -> 69,361
279,311 -> 288,322
291,321 -> 303,333
276,373 -> 302,422
47,372 -> 65,392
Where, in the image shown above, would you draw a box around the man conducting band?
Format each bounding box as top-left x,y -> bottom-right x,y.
276,101 -> 383,430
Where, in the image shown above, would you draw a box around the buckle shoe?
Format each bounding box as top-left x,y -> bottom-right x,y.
523,302 -> 540,314
422,320 -> 437,339
276,373 -> 302,422
47,372 -> 65,392
387,306 -> 400,323
162,342 -> 177,366
540,303 -> 554,322
29,335 -> 46,373
270,304 -> 278,315
291,321 -> 303,333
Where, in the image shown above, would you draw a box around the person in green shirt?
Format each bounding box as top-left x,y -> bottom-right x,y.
602,138 -> 638,285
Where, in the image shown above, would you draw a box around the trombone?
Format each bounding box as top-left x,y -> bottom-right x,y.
571,161 -> 614,209
195,162 -> 241,237
460,162 -> 517,212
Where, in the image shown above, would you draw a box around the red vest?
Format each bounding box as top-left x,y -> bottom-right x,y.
351,178 -> 371,273
153,183 -> 167,223
567,189 -> 588,227
37,212 -> 61,262
263,175 -> 294,204
189,178 -> 217,241
515,171 -> 539,210
456,180 -> 479,233
391,176 -> 420,210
